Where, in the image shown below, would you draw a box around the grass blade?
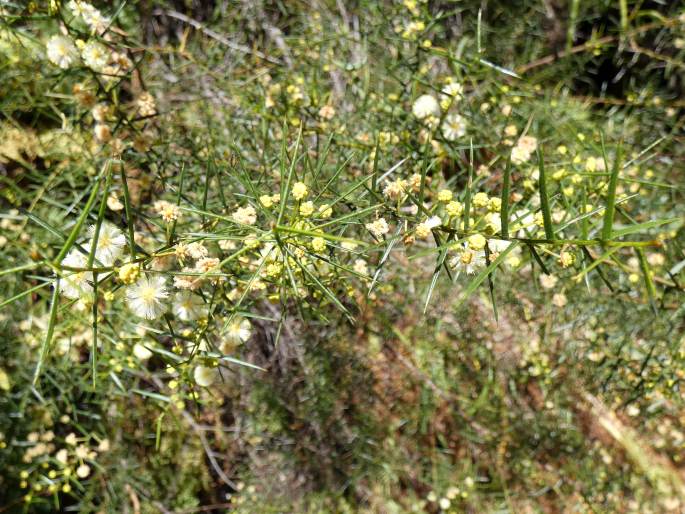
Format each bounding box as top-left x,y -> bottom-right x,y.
463,139 -> 475,231
602,142 -> 623,241
33,279 -> 60,385
277,123 -> 303,226
368,224 -> 403,296
120,163 -> 137,259
612,217 -> 680,239
572,246 -> 621,283
500,150 -> 513,239
54,175 -> 102,264
636,248 -> 658,314
484,244 -> 499,322
0,282 -> 51,310
454,242 -> 518,311
423,247 -> 449,314
537,148 -> 554,241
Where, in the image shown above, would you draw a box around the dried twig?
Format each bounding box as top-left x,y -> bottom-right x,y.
146,374 -> 238,490
516,20 -> 667,74
153,9 -> 282,65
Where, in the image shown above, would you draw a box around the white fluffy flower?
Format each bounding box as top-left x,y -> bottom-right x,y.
59,250 -> 93,299
81,41 -> 109,70
424,216 -> 442,230
186,242 -> 208,260
365,218 -> 390,238
441,113 -> 466,141
232,205 -> 257,225
126,275 -> 168,319
353,259 -> 369,276
511,145 -> 531,165
172,292 -> 204,321
484,212 -> 502,233
193,365 -> 217,387
133,343 -> 153,361
225,318 -> 252,344
451,247 -> 486,275
412,94 -> 440,119
441,82 -> 463,101
46,36 -> 77,69
76,463 -> 91,478
488,239 -> 511,253
511,136 -> 538,165
67,0 -> 91,17
56,448 -> 69,464
88,223 -> 125,266
68,1 -> 108,33
82,9 -> 108,33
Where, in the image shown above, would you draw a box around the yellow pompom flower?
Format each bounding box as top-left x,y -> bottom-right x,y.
298,201 -> 314,217
559,251 -> 575,268
467,234 -> 486,251
311,237 -> 327,253
472,192 -> 489,208
118,263 -> 140,285
446,201 -> 463,217
415,223 -> 431,239
292,182 -> 308,200
437,189 -> 453,203
488,197 -> 502,212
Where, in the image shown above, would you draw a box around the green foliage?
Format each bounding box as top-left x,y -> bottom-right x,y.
1,0 -> 684,512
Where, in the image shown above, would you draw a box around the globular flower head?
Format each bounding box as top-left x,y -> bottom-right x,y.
318,104 -> 336,120
472,192 -> 490,209
76,464 -> 91,479
415,216 -> 442,239
559,251 -> 575,268
60,250 -> 93,299
299,201 -> 315,217
232,205 -> 257,225
137,92 -> 156,117
446,201 -> 463,217
383,179 -> 407,200
437,189 -> 453,203
292,182 -> 308,201
353,259 -> 369,276
311,236 -> 327,253
488,197 -> 502,212
46,36 -> 77,69
412,94 -> 440,120
126,275 -> 168,319
186,242 -> 208,260
451,247 -> 486,275
81,41 -> 109,71
133,343 -> 153,361
441,113 -> 466,141
173,292 -> 204,321
540,273 -> 558,289
366,218 -> 390,238
441,81 -> 463,103
415,223 -> 431,240
193,365 -> 217,387
154,201 -> 181,223
225,317 -> 252,344
467,233 -> 487,251
88,223 -> 125,266
118,262 -> 140,285
68,1 -> 109,33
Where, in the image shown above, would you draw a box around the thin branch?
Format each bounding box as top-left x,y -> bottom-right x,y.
153,9 -> 282,65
